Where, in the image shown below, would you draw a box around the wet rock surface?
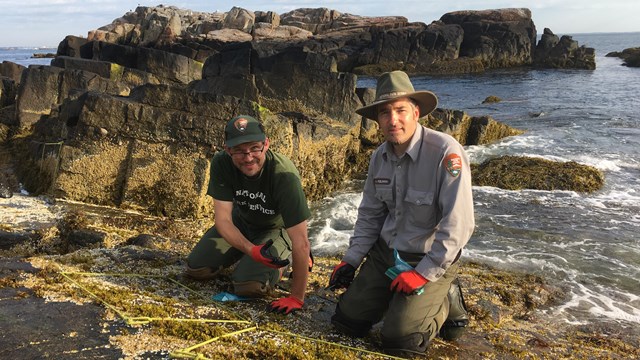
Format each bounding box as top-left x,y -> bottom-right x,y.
0,196 -> 637,359
0,258 -> 124,359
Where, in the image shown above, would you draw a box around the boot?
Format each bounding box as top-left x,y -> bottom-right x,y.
439,278 -> 469,341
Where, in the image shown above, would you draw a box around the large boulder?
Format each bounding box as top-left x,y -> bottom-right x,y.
255,11 -> 281,26
440,8 -> 537,69
280,8 -> 342,33
1,77 -> 17,108
51,56 -> 162,87
223,7 -> 255,33
253,23 -> 313,41
352,21 -> 471,75
533,28 -> 595,70
85,41 -> 203,84
15,65 -> 129,128
200,42 -> 362,125
56,36 -> 90,59
424,109 -> 524,146
0,61 -> 26,84
606,47 -> 640,67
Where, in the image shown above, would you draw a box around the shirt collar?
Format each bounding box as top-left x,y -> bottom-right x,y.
382,125 -> 423,162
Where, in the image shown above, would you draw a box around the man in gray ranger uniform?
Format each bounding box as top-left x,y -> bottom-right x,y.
329,71 -> 474,356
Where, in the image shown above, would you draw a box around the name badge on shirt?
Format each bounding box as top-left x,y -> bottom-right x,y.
374,178 -> 391,185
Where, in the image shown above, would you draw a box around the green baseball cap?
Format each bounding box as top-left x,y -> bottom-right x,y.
224,115 -> 266,147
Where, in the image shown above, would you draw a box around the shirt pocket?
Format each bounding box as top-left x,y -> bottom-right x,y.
404,188 -> 437,228
374,186 -> 394,209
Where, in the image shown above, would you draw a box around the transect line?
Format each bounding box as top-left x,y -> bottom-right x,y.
60,271 -> 250,325
60,271 -> 405,360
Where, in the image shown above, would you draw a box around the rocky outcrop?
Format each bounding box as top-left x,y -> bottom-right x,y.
440,8 -> 537,69
59,41 -> 203,84
606,47 -> 640,67
15,65 -> 130,129
77,6 -> 573,76
5,6 -> 570,218
533,28 -> 595,70
198,42 -> 361,125
1,62 -> 23,113
472,155 -> 604,192
15,45 -> 367,217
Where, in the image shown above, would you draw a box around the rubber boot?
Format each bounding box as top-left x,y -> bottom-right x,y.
439,278 -> 469,341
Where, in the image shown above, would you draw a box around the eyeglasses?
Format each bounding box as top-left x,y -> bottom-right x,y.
229,143 -> 265,159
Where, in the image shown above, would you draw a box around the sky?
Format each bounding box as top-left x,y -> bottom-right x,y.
0,0 -> 639,47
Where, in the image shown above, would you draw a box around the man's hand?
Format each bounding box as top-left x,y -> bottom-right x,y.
328,261 -> 356,290
390,270 -> 428,295
268,296 -> 303,314
250,240 -> 290,269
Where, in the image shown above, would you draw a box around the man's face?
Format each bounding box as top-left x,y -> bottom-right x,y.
226,139 -> 269,177
376,98 -> 419,148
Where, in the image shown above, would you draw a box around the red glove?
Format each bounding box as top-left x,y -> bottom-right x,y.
250,240 -> 290,269
390,270 -> 429,295
268,296 -> 303,314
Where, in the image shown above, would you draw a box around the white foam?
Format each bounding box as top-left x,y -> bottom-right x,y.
310,219 -> 351,255
551,282 -> 640,324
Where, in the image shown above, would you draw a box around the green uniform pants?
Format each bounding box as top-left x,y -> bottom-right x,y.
186,222 -> 292,292
334,238 -> 458,349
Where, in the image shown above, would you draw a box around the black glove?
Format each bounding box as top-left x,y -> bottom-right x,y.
328,261 -> 356,290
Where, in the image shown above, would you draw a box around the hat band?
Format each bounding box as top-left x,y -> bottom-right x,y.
377,91 -> 409,101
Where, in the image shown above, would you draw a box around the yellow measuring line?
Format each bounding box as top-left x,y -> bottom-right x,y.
60,271 -> 250,326
266,329 -> 408,360
164,276 -> 251,322
60,271 -> 406,360
170,326 -> 258,359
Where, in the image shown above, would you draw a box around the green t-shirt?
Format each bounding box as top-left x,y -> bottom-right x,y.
208,149 -> 311,231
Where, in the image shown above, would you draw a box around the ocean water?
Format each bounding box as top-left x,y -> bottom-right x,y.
3,34 -> 639,328
0,47 -> 56,66
310,32 -> 640,327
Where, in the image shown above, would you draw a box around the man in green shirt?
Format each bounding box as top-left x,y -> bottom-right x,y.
186,115 -> 312,314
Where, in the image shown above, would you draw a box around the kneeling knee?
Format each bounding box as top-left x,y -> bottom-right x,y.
184,265 -> 221,280
381,332 -> 430,356
331,305 -> 372,338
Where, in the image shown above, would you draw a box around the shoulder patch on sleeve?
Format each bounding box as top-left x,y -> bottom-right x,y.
444,153 -> 463,177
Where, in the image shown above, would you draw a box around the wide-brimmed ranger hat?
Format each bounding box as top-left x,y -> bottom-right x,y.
224,115 -> 266,147
356,70 -> 438,121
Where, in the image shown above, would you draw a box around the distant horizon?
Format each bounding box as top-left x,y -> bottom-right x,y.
1,1 -> 639,48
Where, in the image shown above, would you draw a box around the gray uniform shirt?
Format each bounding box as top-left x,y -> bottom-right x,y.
343,125 -> 475,282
